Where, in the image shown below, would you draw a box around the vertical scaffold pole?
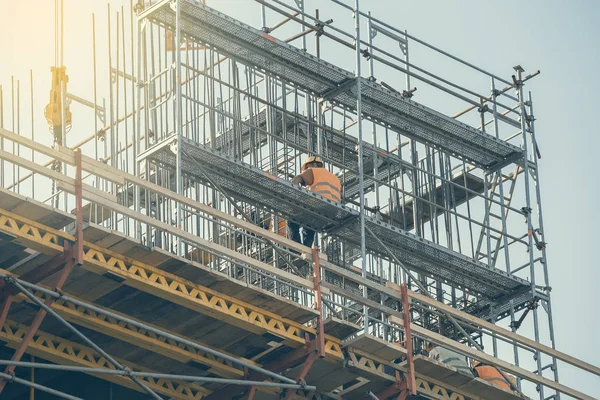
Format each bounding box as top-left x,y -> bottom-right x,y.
175,0 -> 183,255
354,0 -> 368,333
492,77 -> 521,386
528,91 -> 560,399
312,247 -> 325,358
401,283 -> 416,395
515,66 -> 543,400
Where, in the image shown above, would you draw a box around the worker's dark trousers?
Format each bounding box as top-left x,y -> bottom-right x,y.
288,221 -> 316,247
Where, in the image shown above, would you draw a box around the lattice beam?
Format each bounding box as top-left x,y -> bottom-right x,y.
0,208 -> 344,362
0,319 -> 211,399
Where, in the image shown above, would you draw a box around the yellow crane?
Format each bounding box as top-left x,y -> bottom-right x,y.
44,66 -> 71,144
44,0 -> 71,145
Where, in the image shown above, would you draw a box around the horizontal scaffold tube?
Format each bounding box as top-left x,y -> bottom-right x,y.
0,361 -> 315,391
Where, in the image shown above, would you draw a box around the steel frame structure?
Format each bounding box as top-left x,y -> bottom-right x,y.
0,0 -> 593,399
132,1 -> 557,396
0,179 -> 595,399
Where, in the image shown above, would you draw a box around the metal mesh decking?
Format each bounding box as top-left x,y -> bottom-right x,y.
140,136 -> 529,300
211,108 -> 404,201
140,0 -> 523,171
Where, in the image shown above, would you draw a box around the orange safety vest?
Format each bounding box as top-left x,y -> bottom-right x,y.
308,168 -> 341,203
474,366 -> 512,390
269,217 -> 288,238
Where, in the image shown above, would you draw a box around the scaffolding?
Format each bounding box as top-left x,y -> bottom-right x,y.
0,0 -> 597,399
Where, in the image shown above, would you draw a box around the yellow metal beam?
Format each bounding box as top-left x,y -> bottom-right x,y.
0,319 -> 211,399
0,209 -> 69,255
12,295 -> 299,399
7,285 -> 250,379
346,350 -> 471,400
0,208 -> 344,362
1,271 -> 307,399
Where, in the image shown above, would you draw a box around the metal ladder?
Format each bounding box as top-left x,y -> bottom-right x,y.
475,164 -> 522,266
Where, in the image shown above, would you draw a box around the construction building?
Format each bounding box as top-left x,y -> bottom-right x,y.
0,0 -> 597,399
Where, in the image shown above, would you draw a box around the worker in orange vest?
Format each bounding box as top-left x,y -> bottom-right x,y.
288,156 -> 341,246
472,360 -> 516,391
269,215 -> 288,238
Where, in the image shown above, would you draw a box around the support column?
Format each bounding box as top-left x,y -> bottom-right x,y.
361,371 -> 408,400
283,351 -> 317,400
515,66 -> 544,400
527,92 -> 560,398
313,246 -> 325,358
354,0 -> 369,336
400,284 -> 416,396
281,246 -> 326,400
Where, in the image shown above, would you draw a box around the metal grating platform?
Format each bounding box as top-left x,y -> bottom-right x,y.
140,0 -> 523,171
210,107 -> 405,202
342,170 -> 484,263
142,135 -> 355,232
140,136 -> 529,300
335,218 -> 527,299
328,80 -> 523,170
140,0 -> 352,95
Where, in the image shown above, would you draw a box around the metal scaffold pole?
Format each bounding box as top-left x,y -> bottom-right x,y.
527,90 -> 560,399
354,0 -> 368,334
2,1 -> 595,399
0,361 -> 315,392
492,76 -> 521,387
175,0 -> 183,255
2,274 -> 302,386
515,66 -> 544,400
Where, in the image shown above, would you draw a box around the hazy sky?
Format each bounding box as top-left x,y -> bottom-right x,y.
1,0 -> 599,398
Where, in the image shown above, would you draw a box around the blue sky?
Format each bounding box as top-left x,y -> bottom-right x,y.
1,0 -> 598,398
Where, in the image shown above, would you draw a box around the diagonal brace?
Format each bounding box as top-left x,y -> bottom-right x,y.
5,276 -> 164,400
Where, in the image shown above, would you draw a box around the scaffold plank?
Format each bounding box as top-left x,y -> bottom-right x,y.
344,350 -> 474,400
147,247 -> 319,324
379,170 -> 485,231
139,0 -> 522,170
392,285 -> 600,377
334,377 -> 388,400
211,108 -> 405,202
6,287 -> 249,378
144,135 -> 528,300
284,358 -> 358,393
411,357 -> 472,388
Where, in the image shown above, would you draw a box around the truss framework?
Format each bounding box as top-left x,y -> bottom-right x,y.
0,0 -> 589,398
